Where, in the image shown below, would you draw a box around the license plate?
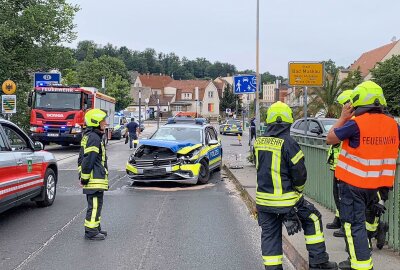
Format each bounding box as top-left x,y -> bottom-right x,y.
47,133 -> 59,137
144,168 -> 166,176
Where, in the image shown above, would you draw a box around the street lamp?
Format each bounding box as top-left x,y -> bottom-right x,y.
255,0 -> 260,136
138,89 -> 142,127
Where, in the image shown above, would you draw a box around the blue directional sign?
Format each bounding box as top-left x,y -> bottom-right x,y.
233,75 -> 257,94
34,72 -> 61,87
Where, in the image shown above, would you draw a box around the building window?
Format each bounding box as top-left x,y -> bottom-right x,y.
208,91 -> 214,98
175,105 -> 182,111
181,93 -> 192,100
208,103 -> 214,112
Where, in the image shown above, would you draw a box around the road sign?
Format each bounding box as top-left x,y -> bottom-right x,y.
2,80 -> 16,95
288,62 -> 324,87
1,95 -> 17,114
233,75 -> 257,94
34,72 -> 61,87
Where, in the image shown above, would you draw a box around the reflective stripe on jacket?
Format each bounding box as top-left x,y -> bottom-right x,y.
254,134 -> 305,213
78,129 -> 109,191
335,113 -> 399,189
327,143 -> 341,171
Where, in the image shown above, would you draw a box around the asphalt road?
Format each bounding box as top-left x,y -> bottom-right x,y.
0,125 -> 292,270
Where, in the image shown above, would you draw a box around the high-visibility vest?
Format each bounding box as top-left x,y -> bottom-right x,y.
335,113 -> 399,189
327,143 -> 341,171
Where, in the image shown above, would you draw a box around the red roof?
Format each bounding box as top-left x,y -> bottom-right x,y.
167,80 -> 210,101
138,74 -> 173,89
350,41 -> 398,77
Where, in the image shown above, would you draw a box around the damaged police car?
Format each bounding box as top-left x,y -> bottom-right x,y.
126,118 -> 222,184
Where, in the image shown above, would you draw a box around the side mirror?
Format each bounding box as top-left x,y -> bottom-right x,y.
33,141 -> 44,151
310,127 -> 322,135
208,139 -> 218,146
86,95 -> 93,109
28,92 -> 33,107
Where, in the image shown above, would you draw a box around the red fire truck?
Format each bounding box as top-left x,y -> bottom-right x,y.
28,86 -> 116,146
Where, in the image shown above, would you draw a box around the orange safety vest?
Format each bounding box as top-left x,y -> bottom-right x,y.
335,113 -> 399,189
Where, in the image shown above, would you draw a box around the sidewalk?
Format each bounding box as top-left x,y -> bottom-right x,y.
221,133 -> 400,270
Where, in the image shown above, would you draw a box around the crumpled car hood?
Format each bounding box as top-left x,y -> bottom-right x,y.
138,139 -> 196,153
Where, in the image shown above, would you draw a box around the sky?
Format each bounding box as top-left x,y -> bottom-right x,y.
67,0 -> 400,77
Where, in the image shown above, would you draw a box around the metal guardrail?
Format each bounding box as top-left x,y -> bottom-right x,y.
292,135 -> 400,251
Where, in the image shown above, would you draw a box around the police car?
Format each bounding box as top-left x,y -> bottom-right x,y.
126,118 -> 222,184
0,118 -> 58,214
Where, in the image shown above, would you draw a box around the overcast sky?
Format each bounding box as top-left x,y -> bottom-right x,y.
67,0 -> 400,77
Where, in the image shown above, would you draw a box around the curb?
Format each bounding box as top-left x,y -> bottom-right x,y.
222,164 -> 308,270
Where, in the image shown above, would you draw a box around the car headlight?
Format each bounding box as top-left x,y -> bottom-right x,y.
30,126 -> 38,132
128,155 -> 136,164
71,125 -> 82,134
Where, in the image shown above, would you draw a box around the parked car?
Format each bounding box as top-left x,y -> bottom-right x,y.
0,118 -> 58,214
219,119 -> 243,135
126,118 -> 222,185
290,117 -> 337,137
111,123 -> 128,140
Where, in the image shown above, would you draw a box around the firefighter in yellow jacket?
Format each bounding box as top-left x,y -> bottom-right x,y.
254,101 -> 337,270
78,109 -> 109,240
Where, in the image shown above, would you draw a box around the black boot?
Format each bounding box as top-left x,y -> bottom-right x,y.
376,222 -> 388,250
85,232 -> 106,241
326,216 -> 341,229
338,259 -> 351,270
333,227 -> 345,238
309,261 -> 338,269
98,226 -> 108,237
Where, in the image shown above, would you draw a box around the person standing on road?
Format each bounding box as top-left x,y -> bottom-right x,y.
326,81 -> 399,270
254,101 -> 337,270
250,117 -> 256,141
78,109 -> 109,241
126,118 -> 139,150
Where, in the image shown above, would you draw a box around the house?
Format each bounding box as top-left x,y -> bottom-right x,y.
346,40 -> 400,80
128,74 -> 174,118
166,80 -> 220,117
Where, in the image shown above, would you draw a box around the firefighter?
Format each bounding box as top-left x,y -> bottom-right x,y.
327,90 -> 390,250
254,101 -> 337,270
326,90 -> 353,238
326,81 -> 399,270
78,109 -> 109,240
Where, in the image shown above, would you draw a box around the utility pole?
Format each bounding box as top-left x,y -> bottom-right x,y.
195,87 -> 199,117
101,77 -> 106,94
255,0 -> 260,137
138,89 -> 141,130
157,95 -> 160,129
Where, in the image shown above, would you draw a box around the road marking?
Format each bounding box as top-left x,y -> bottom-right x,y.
12,174 -> 125,270
137,194 -> 168,270
130,183 -> 215,192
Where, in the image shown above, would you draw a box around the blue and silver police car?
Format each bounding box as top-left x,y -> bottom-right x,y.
126,118 -> 222,184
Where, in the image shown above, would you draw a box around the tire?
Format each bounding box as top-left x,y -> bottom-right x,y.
197,159 -> 210,184
36,168 -> 57,207
239,133 -> 243,136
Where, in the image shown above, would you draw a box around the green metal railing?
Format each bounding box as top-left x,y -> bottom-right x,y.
292,135 -> 400,251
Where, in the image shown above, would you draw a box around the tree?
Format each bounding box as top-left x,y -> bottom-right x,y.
0,0 -> 79,130
106,75 -> 132,111
219,84 -> 237,113
371,55 -> 400,116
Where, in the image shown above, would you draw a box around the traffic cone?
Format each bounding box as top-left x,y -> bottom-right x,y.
237,134 -> 242,145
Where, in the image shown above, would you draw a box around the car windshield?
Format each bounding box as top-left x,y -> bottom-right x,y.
34,92 -> 81,110
151,126 -> 202,144
227,120 -> 241,126
321,119 -> 337,131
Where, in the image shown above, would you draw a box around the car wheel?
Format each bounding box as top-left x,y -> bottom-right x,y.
197,159 -> 210,184
36,168 -> 57,207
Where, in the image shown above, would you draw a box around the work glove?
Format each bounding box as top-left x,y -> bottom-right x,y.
80,177 -> 89,186
372,200 -> 386,216
283,207 -> 302,236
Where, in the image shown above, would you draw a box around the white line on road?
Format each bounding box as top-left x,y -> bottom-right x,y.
12,174 -> 126,270
137,194 -> 168,270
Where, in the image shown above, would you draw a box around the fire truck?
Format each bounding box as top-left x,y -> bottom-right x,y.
28,86 -> 116,146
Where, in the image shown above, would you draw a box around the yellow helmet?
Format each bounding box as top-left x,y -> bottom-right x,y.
85,109 -> 107,127
266,101 -> 293,124
336,90 -> 353,105
351,81 -> 387,107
